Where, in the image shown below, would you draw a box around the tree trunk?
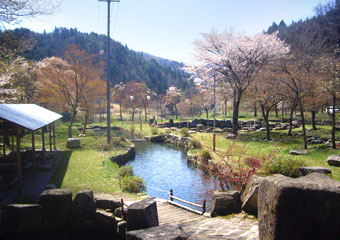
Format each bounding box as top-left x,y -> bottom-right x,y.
281,100 -> 285,121
99,97 -> 102,123
332,94 -> 336,149
254,103 -> 257,117
68,107 -> 78,138
174,105 -> 178,119
205,109 -> 209,119
275,105 -> 279,117
287,104 -> 296,136
232,93 -> 241,135
299,100 -> 307,149
311,110 -> 317,130
131,109 -> 135,122
144,106 -> 147,122
224,100 -> 227,117
82,109 -> 89,134
119,104 -> 123,121
261,105 -> 270,140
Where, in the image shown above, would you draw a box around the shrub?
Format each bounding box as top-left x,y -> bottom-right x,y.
200,149 -> 211,161
118,166 -> 134,179
263,155 -> 305,178
86,129 -> 95,137
102,144 -> 113,151
151,127 -> 158,135
112,137 -> 121,145
180,128 -> 190,137
189,139 -> 202,149
120,135 -> 127,142
121,176 -> 146,193
165,128 -> 171,134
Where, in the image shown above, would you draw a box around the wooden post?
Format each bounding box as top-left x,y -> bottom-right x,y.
202,199 -> 206,214
16,127 -> 23,195
11,136 -> 14,151
32,131 -> 36,175
213,133 -> 216,152
53,122 -> 56,150
2,138 -> 5,156
42,127 -> 46,163
121,198 -> 124,220
170,189 -> 173,201
49,124 -> 52,152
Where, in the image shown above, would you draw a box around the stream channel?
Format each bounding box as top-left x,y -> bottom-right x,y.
125,141 -> 218,211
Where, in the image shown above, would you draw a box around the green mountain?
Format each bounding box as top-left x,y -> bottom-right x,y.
5,27 -> 191,94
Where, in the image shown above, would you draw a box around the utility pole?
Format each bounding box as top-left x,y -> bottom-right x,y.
99,0 -> 120,144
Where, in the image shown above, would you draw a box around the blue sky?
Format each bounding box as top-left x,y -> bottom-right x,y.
8,0 -> 329,63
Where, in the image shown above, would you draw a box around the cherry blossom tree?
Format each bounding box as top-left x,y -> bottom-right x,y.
192,30 -> 289,134
165,86 -> 183,119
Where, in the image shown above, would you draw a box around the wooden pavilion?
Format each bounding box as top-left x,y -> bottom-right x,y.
0,104 -> 62,195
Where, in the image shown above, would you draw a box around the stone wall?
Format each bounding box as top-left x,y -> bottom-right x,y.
150,134 -> 191,150
110,144 -> 136,166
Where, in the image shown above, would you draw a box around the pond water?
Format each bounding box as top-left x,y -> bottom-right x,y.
125,141 -> 218,211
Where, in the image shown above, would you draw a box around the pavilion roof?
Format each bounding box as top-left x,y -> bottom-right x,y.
0,104 -> 62,131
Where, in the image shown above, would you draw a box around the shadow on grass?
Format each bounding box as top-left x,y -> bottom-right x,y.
49,151 -> 72,188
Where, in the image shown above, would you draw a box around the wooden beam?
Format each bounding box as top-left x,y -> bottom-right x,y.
16,127 -> 23,195
42,128 -> 46,163
49,124 -> 52,152
32,130 -> 36,175
53,122 -> 56,150
11,136 -> 14,151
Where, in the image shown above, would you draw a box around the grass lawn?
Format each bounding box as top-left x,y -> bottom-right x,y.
19,121 -> 138,198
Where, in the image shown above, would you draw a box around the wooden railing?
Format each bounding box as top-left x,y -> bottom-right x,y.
168,189 -> 206,215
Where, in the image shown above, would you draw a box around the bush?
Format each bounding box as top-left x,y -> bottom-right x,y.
121,176 -> 146,193
189,139 -> 202,149
180,128 -> 190,137
118,166 -> 134,179
151,127 -> 158,135
263,155 -> 305,178
120,135 -> 127,142
112,137 -> 121,145
200,149 -> 211,161
102,144 -> 113,151
165,128 -> 171,134
86,129 -> 95,137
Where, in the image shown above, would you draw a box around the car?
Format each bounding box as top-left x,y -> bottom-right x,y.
326,106 -> 339,114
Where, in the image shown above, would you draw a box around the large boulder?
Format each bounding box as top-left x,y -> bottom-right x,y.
2,204 -> 42,234
95,209 -> 117,232
127,225 -> 189,240
38,189 -> 72,229
127,198 -> 159,231
289,150 -> 307,155
196,124 -> 204,132
150,135 -> 164,143
240,174 -> 266,216
210,191 -> 241,217
327,155 -> 340,167
258,173 -> 340,240
70,190 -> 97,227
94,193 -> 122,210
299,166 -> 332,176
66,138 -> 81,149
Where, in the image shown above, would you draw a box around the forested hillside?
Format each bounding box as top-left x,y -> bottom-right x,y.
3,27 -> 191,94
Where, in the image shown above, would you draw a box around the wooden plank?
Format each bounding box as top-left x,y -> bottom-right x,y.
49,124 -> 52,152
169,195 -> 202,208
167,201 -> 203,215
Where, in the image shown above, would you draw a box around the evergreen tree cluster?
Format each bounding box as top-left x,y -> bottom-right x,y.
1,27 -> 191,94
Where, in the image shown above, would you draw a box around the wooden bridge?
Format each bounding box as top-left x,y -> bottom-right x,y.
155,198 -> 204,226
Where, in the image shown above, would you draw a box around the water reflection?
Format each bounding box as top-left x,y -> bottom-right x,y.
125,141 -> 218,211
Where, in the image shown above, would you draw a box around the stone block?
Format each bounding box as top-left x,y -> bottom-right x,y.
127,225 -> 189,240
38,188 -> 72,229
3,204 -> 42,233
94,193 -> 122,210
258,173 -> 340,240
66,138 -> 81,149
299,166 -> 332,176
210,191 -> 241,216
70,190 -> 97,227
226,133 -> 237,139
95,209 -> 117,232
240,174 -> 266,216
327,155 -> 340,166
127,198 -> 159,231
289,150 -> 307,155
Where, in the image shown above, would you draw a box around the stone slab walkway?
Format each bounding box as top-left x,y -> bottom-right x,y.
155,198 -> 259,240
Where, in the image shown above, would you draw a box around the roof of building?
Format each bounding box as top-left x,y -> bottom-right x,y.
0,104 -> 62,131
